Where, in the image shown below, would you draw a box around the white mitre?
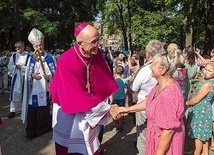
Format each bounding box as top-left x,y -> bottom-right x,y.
28,28 -> 44,45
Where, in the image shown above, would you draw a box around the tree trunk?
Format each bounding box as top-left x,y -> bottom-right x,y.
127,0 -> 133,52
203,0 -> 213,54
117,3 -> 128,51
185,27 -> 193,47
184,0 -> 193,47
9,27 -> 15,50
14,0 -> 21,41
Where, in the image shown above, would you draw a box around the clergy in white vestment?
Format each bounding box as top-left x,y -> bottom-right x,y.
21,28 -> 56,139
7,41 -> 31,118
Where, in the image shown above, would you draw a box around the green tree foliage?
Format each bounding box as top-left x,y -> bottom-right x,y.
103,0 -> 129,50
103,0 -> 213,53
0,0 -> 213,53
0,0 -> 14,49
0,0 -> 104,51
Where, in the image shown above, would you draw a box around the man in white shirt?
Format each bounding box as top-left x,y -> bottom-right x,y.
130,40 -> 164,155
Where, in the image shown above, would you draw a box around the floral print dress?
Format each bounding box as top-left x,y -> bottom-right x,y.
187,79 -> 214,141
173,67 -> 188,95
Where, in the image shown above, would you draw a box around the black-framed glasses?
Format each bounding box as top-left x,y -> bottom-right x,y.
161,52 -> 170,71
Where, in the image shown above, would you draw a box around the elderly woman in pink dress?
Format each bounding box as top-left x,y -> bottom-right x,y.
116,50 -> 185,154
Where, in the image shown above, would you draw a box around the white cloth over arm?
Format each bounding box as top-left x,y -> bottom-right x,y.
52,103 -> 60,128
53,99 -> 110,155
67,99 -> 110,155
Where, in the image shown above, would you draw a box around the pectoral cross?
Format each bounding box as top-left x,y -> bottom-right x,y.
86,83 -> 90,93
33,98 -> 37,104
74,47 -> 92,93
86,65 -> 90,93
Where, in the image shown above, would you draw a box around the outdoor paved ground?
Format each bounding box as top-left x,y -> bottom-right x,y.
0,93 -> 138,155
0,93 -> 214,155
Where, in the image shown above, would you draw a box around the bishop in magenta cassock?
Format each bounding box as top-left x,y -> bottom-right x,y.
50,23 -> 118,155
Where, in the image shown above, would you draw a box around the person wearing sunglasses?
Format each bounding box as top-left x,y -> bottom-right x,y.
7,41 -> 30,118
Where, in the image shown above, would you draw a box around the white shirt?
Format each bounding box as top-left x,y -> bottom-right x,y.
130,60 -> 157,103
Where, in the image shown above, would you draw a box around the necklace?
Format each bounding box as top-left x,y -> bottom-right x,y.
155,77 -> 172,97
74,47 -> 92,93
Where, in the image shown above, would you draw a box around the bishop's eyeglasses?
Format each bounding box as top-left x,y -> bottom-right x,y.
82,39 -> 100,46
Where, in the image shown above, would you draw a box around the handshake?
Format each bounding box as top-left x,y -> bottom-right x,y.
109,104 -> 129,120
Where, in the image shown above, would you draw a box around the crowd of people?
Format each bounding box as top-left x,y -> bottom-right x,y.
0,22 -> 214,155
110,42 -> 214,155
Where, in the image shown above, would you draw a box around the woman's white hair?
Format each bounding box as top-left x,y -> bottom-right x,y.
154,50 -> 183,76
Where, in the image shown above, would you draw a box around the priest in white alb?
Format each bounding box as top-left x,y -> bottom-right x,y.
8,41 -> 31,118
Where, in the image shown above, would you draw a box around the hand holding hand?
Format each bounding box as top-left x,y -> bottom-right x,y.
118,107 -> 130,115
110,104 -> 120,120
